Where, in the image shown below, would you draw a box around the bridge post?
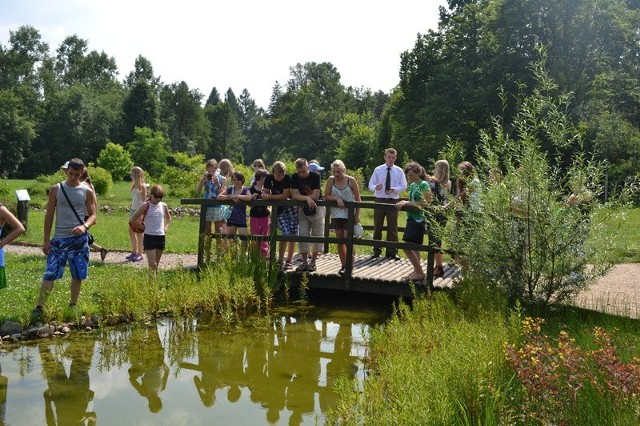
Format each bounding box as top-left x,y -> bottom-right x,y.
197,204 -> 207,268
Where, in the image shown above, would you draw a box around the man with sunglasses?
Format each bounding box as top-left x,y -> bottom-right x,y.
32,158 -> 97,320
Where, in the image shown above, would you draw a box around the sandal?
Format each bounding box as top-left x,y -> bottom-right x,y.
307,263 -> 317,272
403,272 -> 426,282
282,261 -> 293,271
296,264 -> 308,272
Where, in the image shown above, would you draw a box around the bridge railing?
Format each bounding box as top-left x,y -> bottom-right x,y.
180,197 -> 452,287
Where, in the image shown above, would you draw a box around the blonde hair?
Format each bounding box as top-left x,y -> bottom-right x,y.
219,159 -> 234,178
331,159 -> 346,172
433,160 -> 450,184
130,166 -> 146,190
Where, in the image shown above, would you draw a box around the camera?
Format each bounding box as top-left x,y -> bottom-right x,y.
206,173 -> 212,179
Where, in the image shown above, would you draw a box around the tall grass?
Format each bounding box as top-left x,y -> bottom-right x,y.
327,278 -> 640,425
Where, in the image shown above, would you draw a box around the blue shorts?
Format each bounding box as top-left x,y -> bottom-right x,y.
277,207 -> 298,236
43,234 -> 90,281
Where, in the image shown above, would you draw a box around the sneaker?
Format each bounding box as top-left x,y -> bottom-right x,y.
131,254 -> 144,262
100,248 -> 109,262
295,263 -> 308,272
125,252 -> 136,260
281,261 -> 293,271
338,267 -> 346,276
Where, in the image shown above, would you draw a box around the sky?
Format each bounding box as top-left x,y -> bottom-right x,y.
0,0 -> 446,109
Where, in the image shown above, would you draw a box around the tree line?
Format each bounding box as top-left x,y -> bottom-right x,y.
1,0 -> 638,190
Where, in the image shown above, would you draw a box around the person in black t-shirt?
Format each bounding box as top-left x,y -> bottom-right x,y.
263,161 -> 297,270
291,158 -> 324,272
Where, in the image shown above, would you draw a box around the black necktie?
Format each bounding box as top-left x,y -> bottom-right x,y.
385,167 -> 391,192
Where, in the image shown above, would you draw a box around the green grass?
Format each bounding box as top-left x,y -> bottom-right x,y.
0,249 -> 280,327
595,206 -> 640,262
20,209 -> 200,253
327,287 -> 640,425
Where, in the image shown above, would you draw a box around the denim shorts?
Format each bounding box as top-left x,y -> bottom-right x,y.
43,234 -> 89,281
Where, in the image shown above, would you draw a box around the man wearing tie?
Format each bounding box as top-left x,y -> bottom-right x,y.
368,148 -> 407,260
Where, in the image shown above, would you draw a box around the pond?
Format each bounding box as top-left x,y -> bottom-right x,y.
0,292 -> 395,425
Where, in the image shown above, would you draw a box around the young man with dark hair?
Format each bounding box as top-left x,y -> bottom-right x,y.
32,158 -> 97,319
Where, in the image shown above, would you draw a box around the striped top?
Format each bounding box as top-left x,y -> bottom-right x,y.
330,180 -> 355,219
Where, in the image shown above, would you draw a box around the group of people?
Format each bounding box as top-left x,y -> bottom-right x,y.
197,148 -> 479,280
0,150 -> 480,319
29,158 -> 171,320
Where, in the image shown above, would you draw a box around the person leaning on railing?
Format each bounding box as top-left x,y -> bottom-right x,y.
324,159 -> 361,276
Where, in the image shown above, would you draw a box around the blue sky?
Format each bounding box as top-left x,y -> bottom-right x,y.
0,0 -> 445,108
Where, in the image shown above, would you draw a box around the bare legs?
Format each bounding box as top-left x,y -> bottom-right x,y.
146,248 -> 163,277
403,249 -> 425,279
37,278 -> 83,307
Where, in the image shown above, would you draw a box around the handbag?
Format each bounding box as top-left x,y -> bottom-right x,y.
303,205 -> 317,216
403,219 -> 425,244
130,202 -> 149,233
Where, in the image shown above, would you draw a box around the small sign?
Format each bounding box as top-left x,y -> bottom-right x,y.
15,189 -> 30,201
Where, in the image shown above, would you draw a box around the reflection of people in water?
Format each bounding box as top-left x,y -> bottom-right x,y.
0,364 -> 8,424
191,331 -> 248,407
283,319 -> 322,425
320,322 -> 358,412
127,325 -> 169,413
246,326 -> 287,424
39,341 -> 96,426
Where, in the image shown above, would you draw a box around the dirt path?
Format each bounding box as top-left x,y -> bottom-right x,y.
6,243 -> 640,318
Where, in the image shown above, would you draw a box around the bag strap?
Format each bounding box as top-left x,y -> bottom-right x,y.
59,183 -> 85,226
141,201 -> 150,223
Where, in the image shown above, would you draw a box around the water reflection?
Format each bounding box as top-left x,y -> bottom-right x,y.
39,340 -> 96,425
127,325 -> 169,413
0,296 -> 392,425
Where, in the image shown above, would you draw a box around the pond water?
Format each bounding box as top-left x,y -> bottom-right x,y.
0,292 -> 395,425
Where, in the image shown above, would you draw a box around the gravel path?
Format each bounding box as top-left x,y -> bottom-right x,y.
6,243 -> 640,317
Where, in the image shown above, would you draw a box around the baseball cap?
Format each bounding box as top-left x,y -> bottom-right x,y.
309,163 -> 325,172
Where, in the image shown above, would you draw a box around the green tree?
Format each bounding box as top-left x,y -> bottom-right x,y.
0,90 -> 36,176
159,81 -> 210,155
334,112 -> 376,171
127,127 -> 171,178
97,142 -> 134,180
205,101 -> 244,162
121,78 -> 158,144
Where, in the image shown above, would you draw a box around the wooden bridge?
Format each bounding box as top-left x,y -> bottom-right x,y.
181,197 -> 462,297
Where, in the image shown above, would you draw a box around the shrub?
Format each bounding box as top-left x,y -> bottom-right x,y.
87,166 -> 113,196
97,142 -> 134,180
452,47 -> 635,306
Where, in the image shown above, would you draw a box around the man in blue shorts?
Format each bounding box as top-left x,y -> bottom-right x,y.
32,158 -> 97,320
